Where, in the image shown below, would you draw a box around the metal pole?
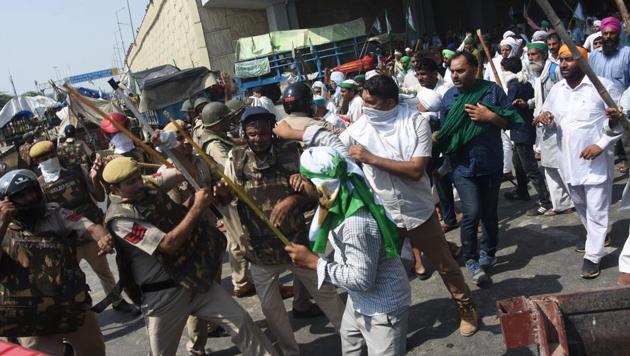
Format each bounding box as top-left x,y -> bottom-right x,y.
126,0 -> 136,45
534,0 -> 618,108
116,8 -> 127,68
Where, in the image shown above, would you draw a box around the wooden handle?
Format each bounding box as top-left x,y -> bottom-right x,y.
476,29 -> 503,90
614,0 -> 630,36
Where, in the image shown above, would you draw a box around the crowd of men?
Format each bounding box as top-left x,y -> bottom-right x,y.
1,9 -> 630,356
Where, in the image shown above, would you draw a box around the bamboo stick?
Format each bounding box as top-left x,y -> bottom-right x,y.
167,117 -> 291,246
476,29 -> 503,90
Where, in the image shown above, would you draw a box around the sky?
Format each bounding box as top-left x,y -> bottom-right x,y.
0,0 -> 149,96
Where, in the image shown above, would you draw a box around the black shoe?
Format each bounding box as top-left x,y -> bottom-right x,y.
504,190 -> 530,201
207,326 -> 230,338
113,300 -> 141,316
575,239 -> 586,253
581,259 -> 600,279
526,204 -> 550,216
292,303 -> 324,318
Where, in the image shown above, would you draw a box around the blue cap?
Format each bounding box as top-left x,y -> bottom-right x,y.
240,106 -> 276,124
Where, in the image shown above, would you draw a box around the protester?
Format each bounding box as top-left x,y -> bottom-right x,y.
583,19 -> 602,51
286,146 -> 411,356
437,51 -> 523,285
535,45 -> 623,279
340,79 -> 364,124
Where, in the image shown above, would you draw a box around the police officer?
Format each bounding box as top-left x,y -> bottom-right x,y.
220,106 -> 345,356
0,169 -> 113,355
57,124 -> 93,171
192,97 -> 211,143
29,140 -> 139,315
196,102 -> 256,298
102,156 -> 277,356
280,82 -> 344,135
181,99 -> 195,124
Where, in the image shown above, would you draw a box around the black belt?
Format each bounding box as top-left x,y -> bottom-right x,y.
140,279 -> 179,293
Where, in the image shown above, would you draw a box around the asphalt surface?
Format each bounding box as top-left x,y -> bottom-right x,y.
85,170 -> 630,356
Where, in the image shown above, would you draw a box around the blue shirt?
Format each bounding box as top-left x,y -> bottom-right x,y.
589,46 -> 630,89
440,82 -> 513,177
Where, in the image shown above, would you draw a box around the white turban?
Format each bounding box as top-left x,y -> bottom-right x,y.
502,30 -> 516,39
394,50 -> 402,56
531,30 -> 548,42
312,81 -> 328,98
499,37 -> 519,58
330,71 -> 345,85
365,70 -> 379,80
593,19 -> 601,27
417,87 -> 443,113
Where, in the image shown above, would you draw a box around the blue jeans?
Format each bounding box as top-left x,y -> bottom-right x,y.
436,173 -> 457,226
452,173 -> 502,261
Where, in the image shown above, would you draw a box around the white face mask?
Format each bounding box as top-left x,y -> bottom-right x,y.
362,106 -> 398,123
39,157 -> 62,183
111,132 -> 135,154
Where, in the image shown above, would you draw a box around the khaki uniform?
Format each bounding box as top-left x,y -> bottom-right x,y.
18,143 -> 34,169
57,138 -> 92,170
105,176 -> 275,356
0,204 -> 105,355
225,141 -> 345,356
38,168 -> 122,307
280,114 -> 345,135
196,129 -> 252,293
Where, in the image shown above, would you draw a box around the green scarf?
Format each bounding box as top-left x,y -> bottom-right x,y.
437,80 -> 524,154
300,154 -> 400,258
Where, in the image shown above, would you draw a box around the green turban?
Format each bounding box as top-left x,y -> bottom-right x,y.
527,41 -> 548,51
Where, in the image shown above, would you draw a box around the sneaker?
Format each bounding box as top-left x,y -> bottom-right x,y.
479,251 -> 497,268
526,204 -> 549,216
618,272 -> 630,286
575,239 -> 586,253
581,259 -> 600,279
465,260 -> 489,286
456,300 -> 480,337
504,190 -> 530,201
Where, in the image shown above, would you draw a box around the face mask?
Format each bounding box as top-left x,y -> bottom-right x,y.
362,106 -> 398,123
13,190 -> 46,228
111,132 -> 135,154
39,157 -> 61,183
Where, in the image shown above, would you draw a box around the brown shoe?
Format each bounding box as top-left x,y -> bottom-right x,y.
456,300 -> 479,337
280,285 -> 294,299
234,282 -> 256,298
618,272 -> 630,286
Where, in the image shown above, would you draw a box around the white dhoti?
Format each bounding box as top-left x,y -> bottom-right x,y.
502,130 -> 514,174
543,167 -> 574,211
567,180 -> 611,264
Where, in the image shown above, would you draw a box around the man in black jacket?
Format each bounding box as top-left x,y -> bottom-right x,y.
504,57 -> 551,215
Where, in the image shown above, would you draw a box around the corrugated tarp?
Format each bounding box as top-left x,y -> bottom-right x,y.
235,18 -> 366,61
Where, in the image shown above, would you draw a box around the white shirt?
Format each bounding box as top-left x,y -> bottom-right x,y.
433,77 -> 453,98
583,31 -> 600,52
346,95 -> 364,123
304,108 -> 435,230
541,76 -> 623,186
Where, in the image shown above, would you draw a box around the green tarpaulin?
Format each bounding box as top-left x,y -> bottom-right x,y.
235,18 -> 366,62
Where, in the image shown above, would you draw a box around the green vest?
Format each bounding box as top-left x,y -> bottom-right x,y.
231,141 -> 308,265
104,187 -> 226,303
0,214 -> 91,337
39,169 -> 103,224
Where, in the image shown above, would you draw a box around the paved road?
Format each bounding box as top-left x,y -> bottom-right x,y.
86,172 -> 629,355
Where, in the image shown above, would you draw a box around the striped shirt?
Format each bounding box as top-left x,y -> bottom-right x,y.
316,207 -> 411,316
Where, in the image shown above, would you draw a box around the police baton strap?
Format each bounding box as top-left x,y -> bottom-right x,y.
167,117 -> 291,246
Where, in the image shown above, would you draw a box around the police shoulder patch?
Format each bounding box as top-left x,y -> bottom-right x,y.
124,223 -> 146,244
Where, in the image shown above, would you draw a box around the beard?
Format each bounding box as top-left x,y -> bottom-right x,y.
528,61 -> 544,76
14,201 -> 46,228
602,38 -> 618,56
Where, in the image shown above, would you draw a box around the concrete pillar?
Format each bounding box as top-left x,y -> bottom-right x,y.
266,2 -> 290,31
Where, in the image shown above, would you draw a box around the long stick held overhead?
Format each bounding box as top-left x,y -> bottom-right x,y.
534,0 -> 618,109
167,117 -> 291,247
476,29 -> 503,90
614,0 -> 630,36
